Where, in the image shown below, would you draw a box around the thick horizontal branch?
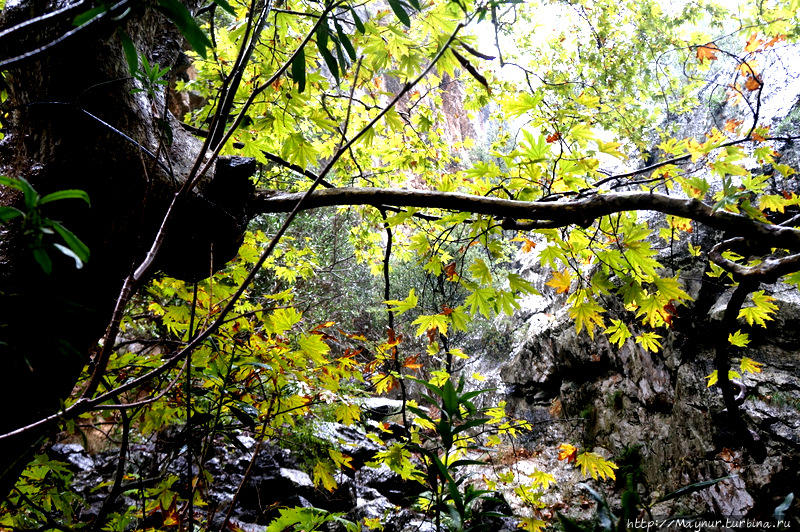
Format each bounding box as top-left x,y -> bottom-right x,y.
251,187 -> 800,251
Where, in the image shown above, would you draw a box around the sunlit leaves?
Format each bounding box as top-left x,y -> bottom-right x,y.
575,452 -> 618,481
546,269 -> 571,294
695,42 -> 719,62
739,356 -> 763,374
635,332 -> 662,353
728,330 -> 750,347
568,293 -> 605,339
605,319 -> 632,349
705,369 -> 741,387
385,289 -> 418,315
411,313 -> 449,336
738,290 -> 778,327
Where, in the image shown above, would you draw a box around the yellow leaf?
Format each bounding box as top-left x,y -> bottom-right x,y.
528,470 -> 556,489
569,299 -> 605,339
518,517 -> 547,532
312,461 -> 337,491
575,451 -> 618,481
739,356 -> 763,374
604,319 -> 632,349
635,332 -> 662,353
759,194 -> 788,213
557,443 -> 577,462
728,330 -> 750,347
546,269 -> 572,294
738,290 -> 778,327
705,369 -> 742,387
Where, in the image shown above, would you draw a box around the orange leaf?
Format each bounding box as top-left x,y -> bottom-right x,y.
546,270 -> 572,294
403,354 -> 422,370
546,132 -> 561,143
442,305 -> 454,316
764,34 -> 786,48
752,125 -> 770,142
744,33 -> 763,52
444,261 -> 458,281
724,118 -> 743,133
696,43 -> 719,62
744,75 -> 762,91
557,443 -> 578,463
426,327 -> 438,344
522,238 -> 536,253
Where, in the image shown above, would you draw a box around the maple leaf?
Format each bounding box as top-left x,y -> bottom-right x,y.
764,34 -> 786,48
724,118 -> 744,133
386,289 -> 418,316
696,43 -> 719,62
705,369 -> 741,387
528,470 -> 556,489
546,269 -> 572,294
403,354 -> 422,370
312,461 -> 338,491
744,75 -> 762,91
745,33 -> 763,52
635,332 -> 662,353
751,125 -> 770,142
575,451 -> 618,481
519,517 -> 547,532
605,319 -> 632,348
728,330 -> 750,347
444,261 -> 458,280
738,290 -> 778,327
546,132 -> 561,143
557,443 -> 577,462
739,356 -> 763,374
522,238 -> 536,253
569,297 -> 605,339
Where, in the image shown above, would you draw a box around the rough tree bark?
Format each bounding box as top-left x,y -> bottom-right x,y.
0,0 -> 253,494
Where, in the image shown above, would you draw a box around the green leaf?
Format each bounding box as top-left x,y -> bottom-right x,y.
291,45 -> 307,93
0,206 -> 23,223
40,189 -> 90,206
656,476 -> 731,502
212,0 -> 237,16
334,22 -> 357,61
411,313 -> 448,336
465,287 -> 495,318
49,221 -> 90,263
387,0 -> 411,27
119,30 -> 138,75
157,0 -> 212,59
32,247 -> 52,274
350,8 -> 365,34
319,44 -> 340,83
73,4 -> 107,26
0,176 -> 39,209
385,289 -> 418,315
728,330 -> 750,347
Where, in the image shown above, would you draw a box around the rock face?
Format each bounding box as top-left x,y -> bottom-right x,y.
496,228 -> 800,519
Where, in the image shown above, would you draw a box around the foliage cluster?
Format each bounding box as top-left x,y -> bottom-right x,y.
2,0 -> 800,528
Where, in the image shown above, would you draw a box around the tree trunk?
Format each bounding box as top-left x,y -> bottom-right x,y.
0,0 -> 252,494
